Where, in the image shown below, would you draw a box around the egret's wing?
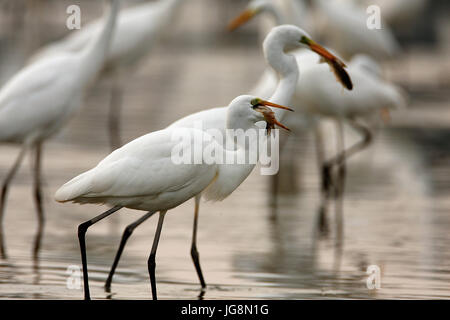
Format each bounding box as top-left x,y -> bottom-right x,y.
297,63 -> 405,116
0,56 -> 79,141
31,1 -> 174,67
168,107 -> 227,132
55,128 -> 216,201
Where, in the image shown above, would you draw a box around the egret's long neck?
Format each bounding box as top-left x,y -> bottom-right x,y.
79,0 -> 119,83
264,36 -> 299,120
267,5 -> 286,25
207,113 -> 261,200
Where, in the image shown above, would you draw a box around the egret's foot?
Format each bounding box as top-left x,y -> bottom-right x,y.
197,288 -> 206,300
317,205 -> 330,238
322,164 -> 333,194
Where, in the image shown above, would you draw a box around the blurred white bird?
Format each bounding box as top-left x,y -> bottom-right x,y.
55,95 -> 293,300
228,1 -> 406,249
293,54 -> 406,240
102,25 -> 350,293
0,0 -> 119,259
31,0 -> 185,150
250,0 -> 317,39
236,0 -> 401,60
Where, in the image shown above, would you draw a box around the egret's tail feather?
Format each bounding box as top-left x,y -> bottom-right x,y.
387,84 -> 408,110
55,169 -> 94,203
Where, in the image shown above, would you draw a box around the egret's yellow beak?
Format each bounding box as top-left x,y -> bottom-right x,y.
300,36 -> 353,90
251,98 -> 293,133
228,8 -> 258,31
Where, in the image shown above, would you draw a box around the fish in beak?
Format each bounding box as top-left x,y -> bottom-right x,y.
251,98 -> 293,134
299,36 -> 353,90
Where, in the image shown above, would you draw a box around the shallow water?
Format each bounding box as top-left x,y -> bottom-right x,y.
0,0 -> 450,300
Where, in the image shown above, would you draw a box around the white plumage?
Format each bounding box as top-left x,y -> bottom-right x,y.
101,25 -> 352,295
55,94 -> 293,208
293,53 -> 406,118
31,0 -> 183,70
55,127 -> 217,209
29,0 -> 184,150
0,0 -> 119,259
0,1 -> 119,144
56,94 -> 293,300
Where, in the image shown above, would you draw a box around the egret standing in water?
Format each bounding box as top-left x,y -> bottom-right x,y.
0,0 -> 119,259
229,2 -> 406,250
55,95 -> 293,300
101,25 -> 351,293
31,0 -> 185,150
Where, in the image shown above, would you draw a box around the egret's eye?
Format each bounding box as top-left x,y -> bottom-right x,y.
251,98 -> 262,108
299,36 -> 311,45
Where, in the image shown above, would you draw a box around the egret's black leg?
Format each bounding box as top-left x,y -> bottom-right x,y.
78,206 -> 122,300
32,142 -> 44,260
109,74 -> 123,151
148,210 -> 166,300
325,118 -> 373,172
334,121 -> 345,269
314,122 -> 331,236
269,172 -> 280,221
323,119 -> 372,268
0,146 -> 27,259
267,132 -> 288,221
105,210 -> 156,292
191,195 -> 206,291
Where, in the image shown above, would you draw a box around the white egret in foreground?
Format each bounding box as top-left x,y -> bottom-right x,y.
0,0 -> 119,259
31,0 -> 184,150
55,95 -> 293,300
102,25 -> 351,293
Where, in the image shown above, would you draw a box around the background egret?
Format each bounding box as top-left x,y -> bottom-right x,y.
0,0 -> 119,259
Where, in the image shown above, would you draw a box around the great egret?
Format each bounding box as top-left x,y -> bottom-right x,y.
231,0 -> 400,60
231,0 -> 311,37
0,0 -> 119,259
102,25 -> 351,293
31,0 -> 184,150
294,53 -> 406,240
229,0 -> 350,214
55,95 -> 293,300
228,1 -> 406,248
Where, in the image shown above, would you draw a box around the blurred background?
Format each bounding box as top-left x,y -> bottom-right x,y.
0,0 -> 449,299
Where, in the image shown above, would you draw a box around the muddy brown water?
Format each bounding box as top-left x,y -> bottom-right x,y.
0,0 -> 450,300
